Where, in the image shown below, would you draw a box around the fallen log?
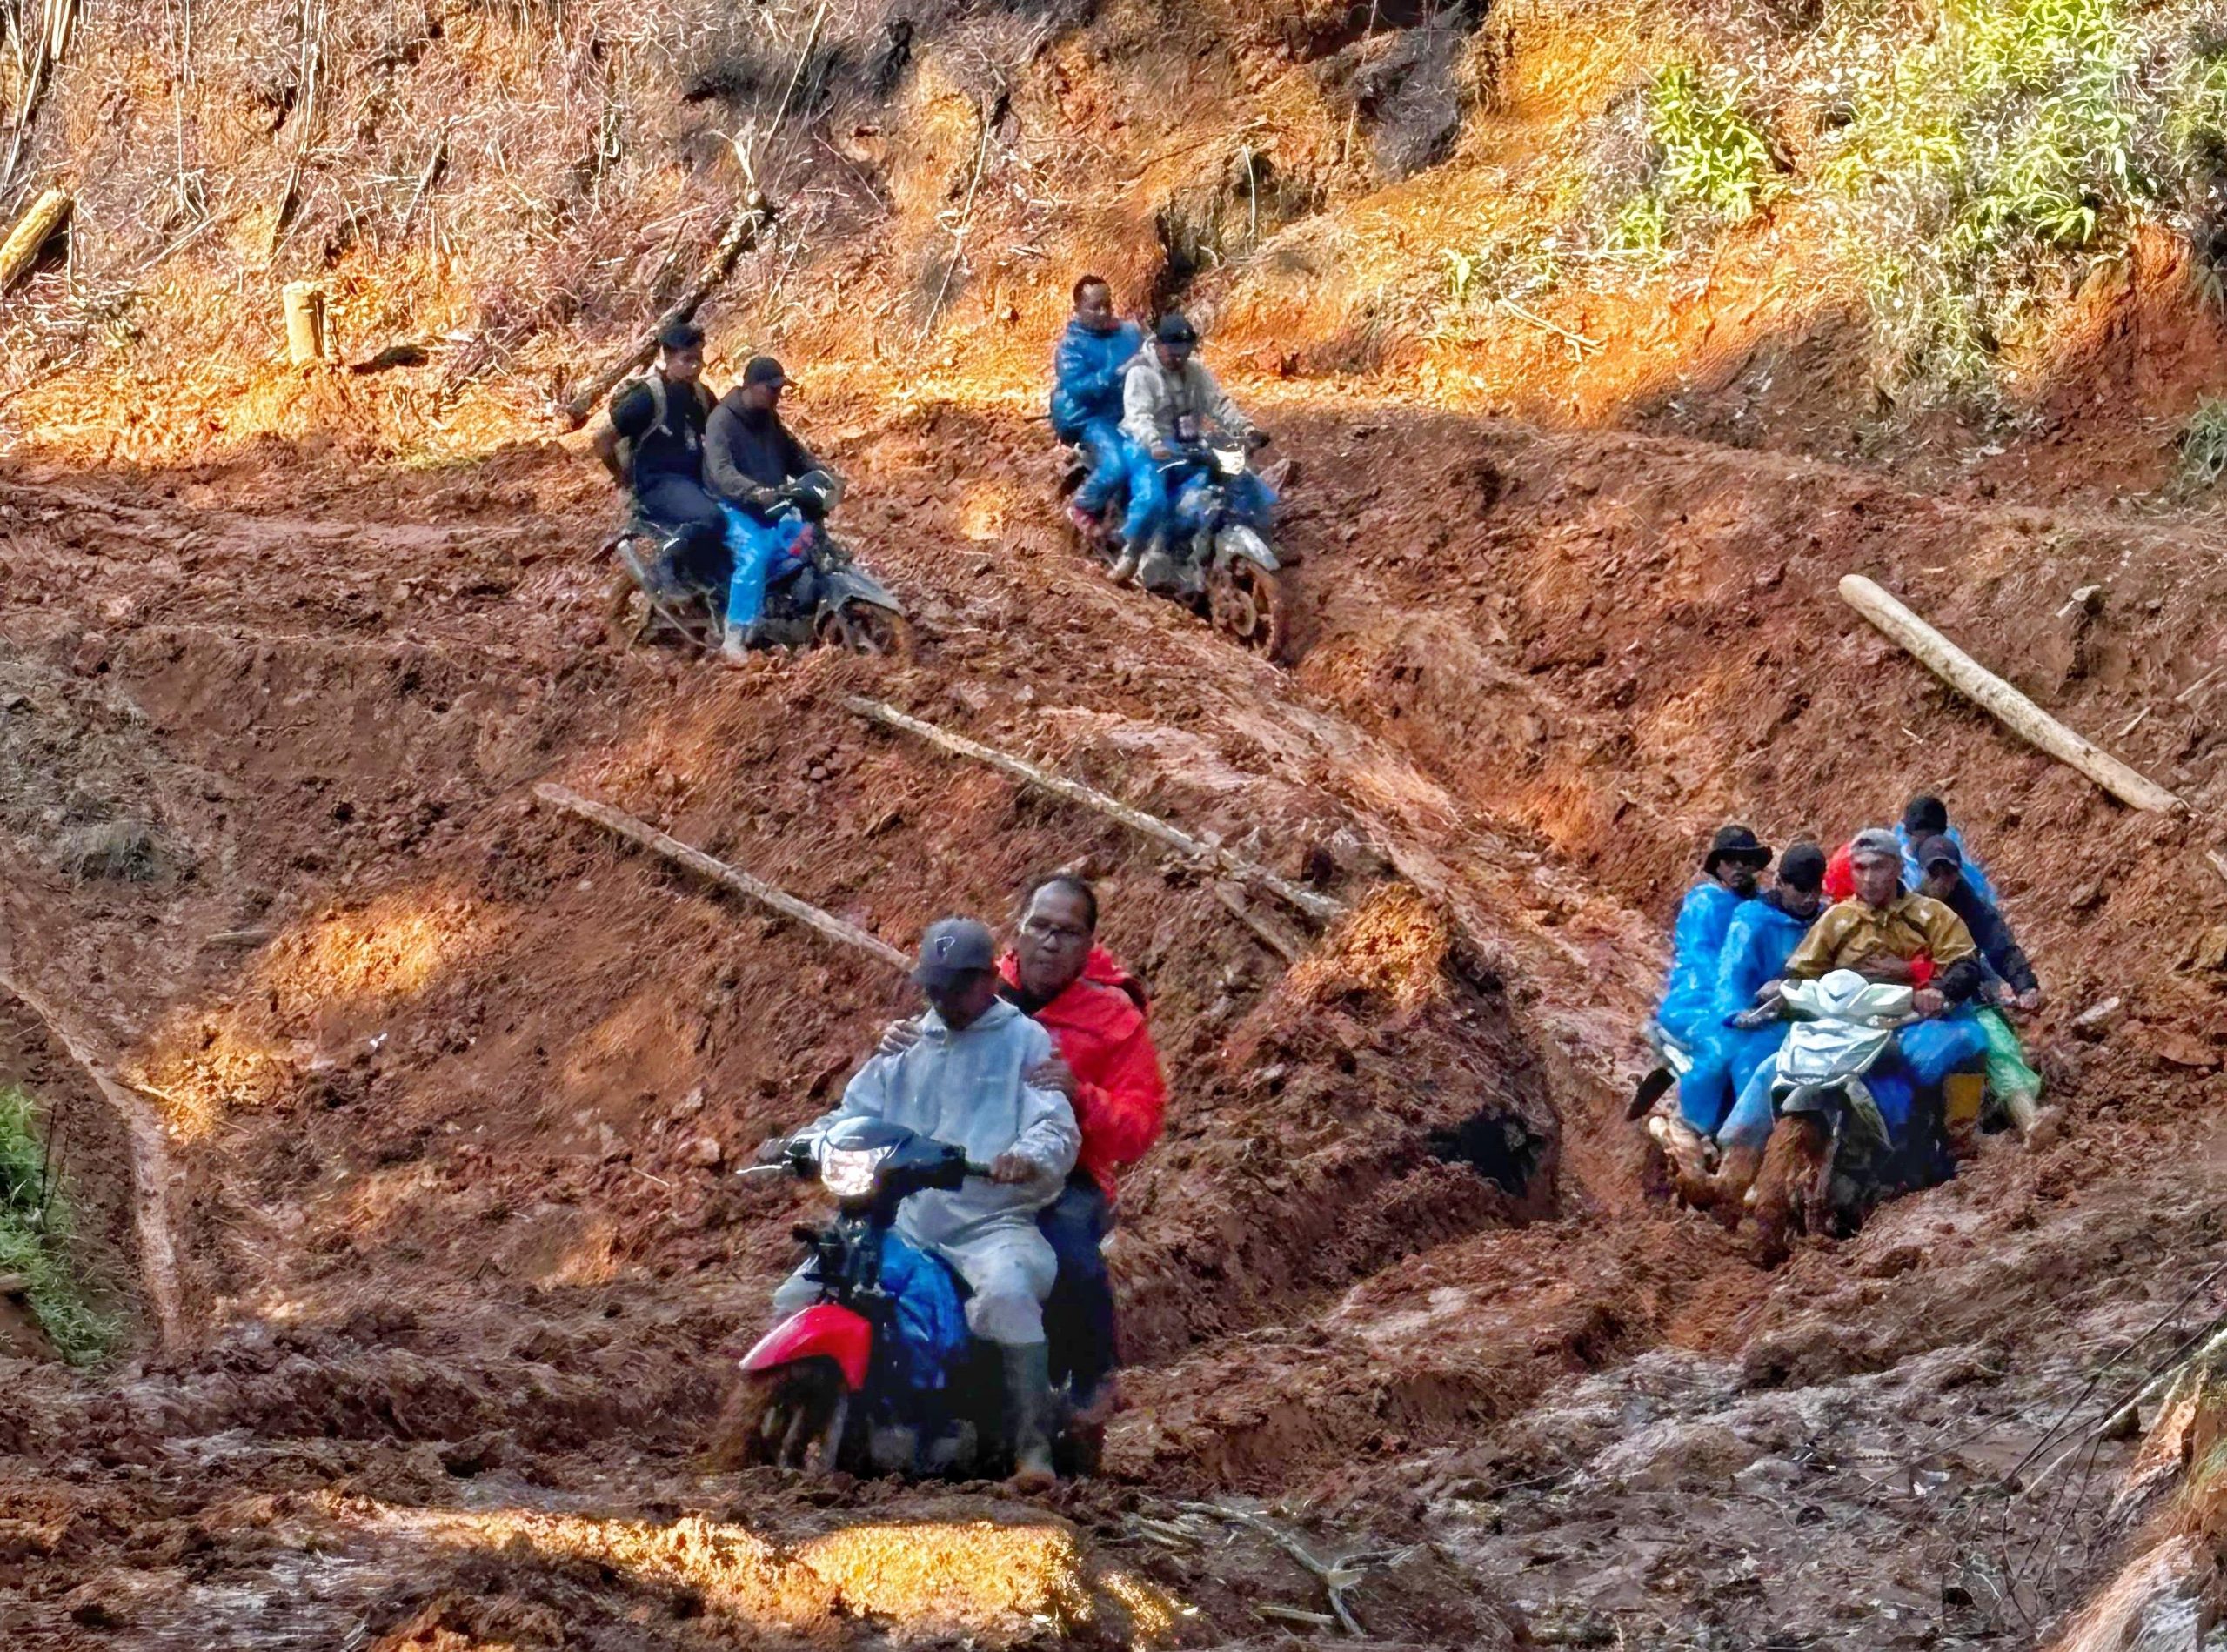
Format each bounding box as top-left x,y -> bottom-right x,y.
844,696 -> 1346,923
560,178 -> 774,428
533,782 -> 909,972
0,187 -> 70,293
1839,575 -> 2188,816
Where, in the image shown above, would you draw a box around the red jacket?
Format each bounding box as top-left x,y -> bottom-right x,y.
999,946 -> 1166,1201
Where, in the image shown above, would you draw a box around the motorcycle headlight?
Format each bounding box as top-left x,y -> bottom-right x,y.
818,1143 -> 890,1200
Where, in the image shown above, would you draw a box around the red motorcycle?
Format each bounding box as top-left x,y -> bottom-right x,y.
712,1116 -> 1097,1478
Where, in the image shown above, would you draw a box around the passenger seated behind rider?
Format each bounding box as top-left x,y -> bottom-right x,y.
1051,276 -> 1150,573
1714,827 -> 1989,1202
1898,793 -> 2001,907
593,322 -> 720,587
1118,312 -> 1274,592
774,918 -> 1078,1490
1675,841 -> 1829,1139
1916,834 -> 2046,1132
882,876 -> 1167,1434
704,354 -> 828,667
1631,825 -> 1770,1120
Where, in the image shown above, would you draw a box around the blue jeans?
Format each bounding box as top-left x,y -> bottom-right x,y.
1038,1177 -> 1115,1404
719,506 -> 810,632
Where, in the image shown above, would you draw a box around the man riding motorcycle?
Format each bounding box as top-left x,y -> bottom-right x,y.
771,917 -> 1078,1489
880,876 -> 1166,1435
1714,828 -> 1989,1206
1052,276 -> 1152,571
593,322 -> 722,587
704,354 -> 831,666
1118,312 -> 1274,592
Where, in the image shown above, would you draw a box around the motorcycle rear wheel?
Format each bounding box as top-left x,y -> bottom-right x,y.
816,603 -> 914,659
707,1354 -> 848,1472
1207,558 -> 1287,657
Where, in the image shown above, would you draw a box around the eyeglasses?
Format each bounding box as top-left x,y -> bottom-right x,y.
1020,917 -> 1089,944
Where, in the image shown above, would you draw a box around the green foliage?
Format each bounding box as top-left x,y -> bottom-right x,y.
0,1086 -> 121,1365
1439,231 -> 1564,306
2182,397 -> 2227,485
1815,0 -> 2223,398
1649,64 -> 1776,223
1596,64 -> 1775,263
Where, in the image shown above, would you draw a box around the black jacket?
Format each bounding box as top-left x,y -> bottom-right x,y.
1942,882 -> 2038,996
704,394 -> 818,507
609,373 -> 712,483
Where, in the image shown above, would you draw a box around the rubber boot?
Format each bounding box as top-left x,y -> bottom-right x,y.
720,626 -> 751,668
1715,1144 -> 1765,1224
1001,1341 -> 1058,1493
1107,542 -> 1139,585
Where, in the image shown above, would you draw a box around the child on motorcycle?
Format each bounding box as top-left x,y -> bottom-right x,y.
771,918 -> 1079,1489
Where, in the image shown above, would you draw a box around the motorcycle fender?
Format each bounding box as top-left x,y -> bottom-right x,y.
739,1303 -> 873,1391
824,565 -> 903,617
1214,523 -> 1279,572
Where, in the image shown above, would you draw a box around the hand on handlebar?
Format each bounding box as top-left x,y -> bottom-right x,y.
987,1150 -> 1044,1184
1243,429 -> 1272,451
1912,987 -> 1947,1018
753,1135 -> 792,1167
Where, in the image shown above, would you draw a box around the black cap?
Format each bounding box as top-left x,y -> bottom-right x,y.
1903,793 -> 1949,835
912,917 -> 997,990
1155,313 -> 1199,344
1779,842 -> 1827,892
1703,824 -> 1773,873
1916,834 -> 1963,873
743,355 -> 789,388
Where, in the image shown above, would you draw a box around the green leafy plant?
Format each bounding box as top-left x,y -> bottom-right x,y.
1649,64 -> 1776,223
0,1086 -> 121,1365
2182,397 -> 2227,486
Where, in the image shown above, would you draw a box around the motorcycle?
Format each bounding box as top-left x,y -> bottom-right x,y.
602,472 -> 911,658
1060,431 -> 1288,656
710,1117 -> 1097,1480
1735,972 -> 1958,1258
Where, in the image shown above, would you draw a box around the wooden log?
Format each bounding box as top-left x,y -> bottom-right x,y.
282,280 -> 327,365
844,696 -> 1347,922
1839,575 -> 2188,816
560,185 -> 775,428
533,782 -> 910,973
0,187 -> 70,293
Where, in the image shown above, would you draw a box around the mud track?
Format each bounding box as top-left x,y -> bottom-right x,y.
2,400 -> 2224,1646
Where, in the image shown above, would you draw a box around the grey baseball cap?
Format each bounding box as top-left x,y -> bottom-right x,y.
912,916 -> 997,989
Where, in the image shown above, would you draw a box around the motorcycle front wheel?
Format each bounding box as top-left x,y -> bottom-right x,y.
707,1354 -> 849,1472
816,602 -> 914,658
1207,557 -> 1287,657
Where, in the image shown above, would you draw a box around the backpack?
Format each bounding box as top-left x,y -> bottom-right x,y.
611,371 -> 713,483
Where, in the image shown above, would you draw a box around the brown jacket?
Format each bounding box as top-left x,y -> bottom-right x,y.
1784,892 -> 1978,982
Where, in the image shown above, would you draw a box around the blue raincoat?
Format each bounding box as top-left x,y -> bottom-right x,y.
1677,897 -> 1814,1134
1655,882 -> 1744,1049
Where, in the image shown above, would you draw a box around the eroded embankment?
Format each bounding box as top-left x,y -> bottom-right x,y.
3,384 -> 2224,1643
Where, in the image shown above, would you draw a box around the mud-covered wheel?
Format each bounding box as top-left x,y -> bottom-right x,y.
1751,1114 -> 1829,1266
706,1355 -> 846,1471
605,570 -> 648,649
817,603 -> 914,659
1207,558 -> 1287,656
